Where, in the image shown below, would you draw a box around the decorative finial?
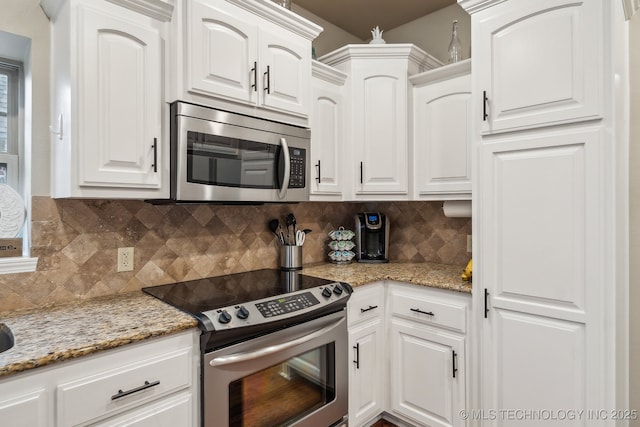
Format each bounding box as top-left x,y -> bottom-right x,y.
369,26 -> 386,44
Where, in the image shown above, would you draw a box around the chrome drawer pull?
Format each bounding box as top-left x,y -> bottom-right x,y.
111,380 -> 160,400
360,305 -> 378,313
410,308 -> 434,316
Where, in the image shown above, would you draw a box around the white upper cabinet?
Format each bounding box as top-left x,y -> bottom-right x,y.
411,60 -> 472,200
178,0 -> 322,126
474,0 -> 603,134
320,45 -> 442,200
309,61 -> 348,200
187,0 -> 257,104
45,0 -> 168,198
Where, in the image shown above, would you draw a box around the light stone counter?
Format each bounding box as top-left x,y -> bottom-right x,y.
0,292 -> 197,378
302,262 -> 472,293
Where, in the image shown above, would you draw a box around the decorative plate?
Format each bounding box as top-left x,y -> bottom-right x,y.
0,184 -> 25,238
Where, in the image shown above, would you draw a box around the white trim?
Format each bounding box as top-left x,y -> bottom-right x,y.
0,257 -> 38,274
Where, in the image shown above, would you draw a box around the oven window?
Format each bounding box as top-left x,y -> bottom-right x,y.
187,131 -> 279,189
229,344 -> 336,427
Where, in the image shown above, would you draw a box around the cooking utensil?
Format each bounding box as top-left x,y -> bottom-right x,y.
295,230 -> 305,246
285,213 -> 297,245
268,219 -> 284,245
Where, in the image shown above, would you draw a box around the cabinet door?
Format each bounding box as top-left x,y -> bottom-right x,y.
259,28 -> 310,117
187,0 -> 258,104
353,64 -> 408,195
0,389 -> 48,427
78,5 -> 162,189
414,73 -> 471,198
91,392 -> 192,427
348,318 -> 385,427
310,72 -> 344,198
479,129 -> 605,424
476,0 -> 602,134
390,319 -> 465,427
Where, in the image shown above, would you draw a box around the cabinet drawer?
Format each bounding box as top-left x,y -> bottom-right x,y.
389,288 -> 467,333
57,348 -> 191,427
348,283 -> 385,326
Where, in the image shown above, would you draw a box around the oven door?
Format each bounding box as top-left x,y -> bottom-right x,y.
172,105 -> 310,203
203,311 -> 348,427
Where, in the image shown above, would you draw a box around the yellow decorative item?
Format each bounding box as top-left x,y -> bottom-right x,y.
461,259 -> 472,282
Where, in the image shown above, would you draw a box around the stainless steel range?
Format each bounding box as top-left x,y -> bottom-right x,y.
143,269 -> 351,427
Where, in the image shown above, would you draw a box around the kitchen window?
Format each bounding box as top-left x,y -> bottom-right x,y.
0,61 -> 20,190
0,30 -> 38,274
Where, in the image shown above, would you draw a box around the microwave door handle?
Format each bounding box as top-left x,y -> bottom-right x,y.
278,137 -> 291,199
209,318 -> 343,367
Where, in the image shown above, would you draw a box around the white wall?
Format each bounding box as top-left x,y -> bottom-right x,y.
629,8 -> 640,423
291,4 -> 364,57
383,3 -> 471,64
0,0 -> 50,197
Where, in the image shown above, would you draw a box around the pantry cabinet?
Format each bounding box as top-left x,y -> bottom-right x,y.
460,0 -> 629,423
474,0 -> 603,134
320,45 -> 441,199
347,282 -> 386,427
42,0 -> 169,199
309,61 -> 348,200
388,283 -> 468,427
0,331 -> 199,427
174,0 -> 321,127
411,60 -> 472,200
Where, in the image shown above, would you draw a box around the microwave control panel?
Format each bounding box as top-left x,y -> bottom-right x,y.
289,148 -> 306,189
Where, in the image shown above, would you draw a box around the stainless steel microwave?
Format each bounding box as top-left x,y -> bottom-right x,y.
169,102 -> 310,203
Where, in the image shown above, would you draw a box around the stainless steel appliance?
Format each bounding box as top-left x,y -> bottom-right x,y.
169,102 -> 310,203
143,269 -> 351,427
355,212 -> 390,263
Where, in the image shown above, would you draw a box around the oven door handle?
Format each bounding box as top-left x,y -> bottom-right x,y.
209,318 -> 343,367
278,137 -> 291,200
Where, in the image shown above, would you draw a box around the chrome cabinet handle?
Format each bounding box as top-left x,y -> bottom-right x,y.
278,137 -> 290,199
111,380 -> 160,400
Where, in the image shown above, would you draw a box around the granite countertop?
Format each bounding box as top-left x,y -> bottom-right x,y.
303,261 -> 472,293
0,292 -> 198,378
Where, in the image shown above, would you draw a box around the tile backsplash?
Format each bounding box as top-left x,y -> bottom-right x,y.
0,197 -> 470,314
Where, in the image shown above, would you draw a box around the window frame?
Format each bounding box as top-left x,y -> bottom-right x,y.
0,61 -> 20,158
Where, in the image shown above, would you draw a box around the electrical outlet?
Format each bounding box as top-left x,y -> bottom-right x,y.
117,247 -> 134,272
467,235 -> 472,253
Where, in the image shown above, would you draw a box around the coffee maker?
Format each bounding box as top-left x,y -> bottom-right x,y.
355,212 -> 390,263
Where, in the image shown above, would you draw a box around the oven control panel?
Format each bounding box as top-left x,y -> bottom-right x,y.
204,282 -> 349,331
255,292 -> 320,318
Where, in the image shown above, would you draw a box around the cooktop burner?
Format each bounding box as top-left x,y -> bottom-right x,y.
143,269 -> 334,314
143,269 -> 351,350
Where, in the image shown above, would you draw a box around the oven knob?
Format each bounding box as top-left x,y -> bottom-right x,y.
322,288 -> 332,298
333,284 -> 343,295
218,310 -> 232,324
236,306 -> 250,320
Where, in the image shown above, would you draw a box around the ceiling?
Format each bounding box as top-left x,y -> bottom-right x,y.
293,0 -> 457,40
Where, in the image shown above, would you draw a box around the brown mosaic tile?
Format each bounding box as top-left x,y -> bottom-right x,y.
0,197 -> 471,314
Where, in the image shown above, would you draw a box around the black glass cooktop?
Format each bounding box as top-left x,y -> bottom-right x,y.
143,269 -> 334,316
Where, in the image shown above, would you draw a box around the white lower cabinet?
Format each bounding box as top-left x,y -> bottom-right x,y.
0,330 -> 199,427
0,388 -> 48,427
347,281 -> 470,427
347,282 -> 386,427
